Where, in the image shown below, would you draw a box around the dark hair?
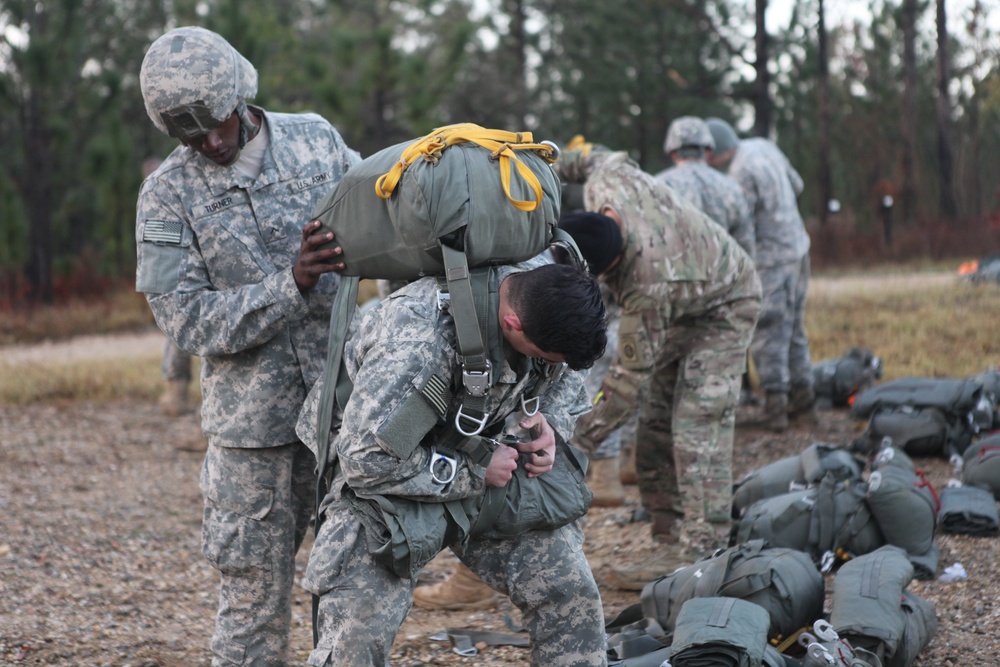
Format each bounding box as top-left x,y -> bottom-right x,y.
673,145 -> 706,160
505,263 -> 607,370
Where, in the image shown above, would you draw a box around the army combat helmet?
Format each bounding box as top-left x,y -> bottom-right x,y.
664,116 -> 715,156
140,27 -> 258,147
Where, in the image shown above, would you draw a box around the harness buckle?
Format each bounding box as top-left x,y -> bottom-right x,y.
454,405 -> 490,437
436,289 -> 451,311
461,363 -> 492,397
520,395 -> 540,417
429,447 -> 458,485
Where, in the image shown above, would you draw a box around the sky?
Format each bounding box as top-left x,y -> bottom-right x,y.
766,0 -> 998,33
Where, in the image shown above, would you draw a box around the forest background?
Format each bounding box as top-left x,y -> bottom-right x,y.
2,0 -> 1000,308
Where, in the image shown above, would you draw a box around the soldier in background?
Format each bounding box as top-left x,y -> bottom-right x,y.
136,27 -> 360,666
706,118 -> 816,432
556,151 -> 761,591
655,116 -> 755,260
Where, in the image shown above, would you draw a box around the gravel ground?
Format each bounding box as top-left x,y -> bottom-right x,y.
1,332 -> 999,666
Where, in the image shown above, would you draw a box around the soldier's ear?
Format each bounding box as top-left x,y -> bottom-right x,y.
502,313 -> 524,333
599,205 -> 621,226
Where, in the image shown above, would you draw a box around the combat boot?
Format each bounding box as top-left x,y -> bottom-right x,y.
764,391 -> 789,433
788,383 -> 819,425
602,542 -> 692,591
412,563 -> 500,611
588,456 -> 625,507
650,510 -> 683,543
158,379 -> 190,417
619,447 -> 637,486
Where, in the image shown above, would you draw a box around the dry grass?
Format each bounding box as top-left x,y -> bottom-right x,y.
0,287 -> 155,346
807,270 -> 1000,379
0,357 -> 165,406
3,270 -> 999,406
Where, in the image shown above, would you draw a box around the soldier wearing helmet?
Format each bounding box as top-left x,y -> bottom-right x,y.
706,117 -> 816,432
135,26 -> 361,666
655,116 -> 755,259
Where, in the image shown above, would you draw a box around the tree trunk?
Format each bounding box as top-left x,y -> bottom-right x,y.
754,0 -> 772,137
817,0 -> 832,225
900,0 -> 919,225
935,0 -> 958,220
507,0 -> 529,128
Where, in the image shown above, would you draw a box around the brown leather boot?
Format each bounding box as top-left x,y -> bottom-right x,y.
159,379 -> 190,417
650,510 -> 683,543
588,456 -> 626,507
412,563 -> 500,611
602,542 -> 692,591
788,383 -> 819,425
764,391 -> 789,433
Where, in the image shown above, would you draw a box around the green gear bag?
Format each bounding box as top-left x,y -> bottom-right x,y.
812,347 -> 883,409
961,435 -> 1000,499
732,442 -> 863,519
734,475 -> 884,568
851,377 -> 986,459
311,123 -> 562,280
669,597 -> 770,667
867,457 -> 939,557
639,540 -> 824,642
829,546 -> 917,663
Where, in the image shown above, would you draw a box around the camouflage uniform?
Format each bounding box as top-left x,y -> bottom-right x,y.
135,27 -> 361,667
571,153 -> 761,550
161,338 -> 193,383
726,138 -> 812,395
298,266 -> 607,667
656,162 -> 755,260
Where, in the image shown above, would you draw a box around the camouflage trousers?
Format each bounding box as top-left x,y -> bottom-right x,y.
586,305 -> 638,460
636,294 -> 760,549
751,255 -> 813,394
200,442 -> 316,667
303,502 -> 607,666
161,338 -> 194,383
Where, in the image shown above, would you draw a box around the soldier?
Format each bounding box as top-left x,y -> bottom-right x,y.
706,118 -> 815,431
655,116 -> 755,259
557,151 -> 761,591
297,262 -> 609,666
135,27 -> 360,666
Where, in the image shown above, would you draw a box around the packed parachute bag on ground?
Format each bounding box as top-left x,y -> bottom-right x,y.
960,433 -> 1000,499
938,480 -> 1000,536
734,473 -> 884,570
812,347 -> 883,409
866,455 -> 939,571
731,441 -> 864,518
850,377 -> 989,460
603,539 -> 824,648
829,545 -> 936,667
669,597 -> 771,667
967,367 -> 1000,428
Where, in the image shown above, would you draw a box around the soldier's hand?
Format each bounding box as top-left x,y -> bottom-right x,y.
484,443 -> 519,488
293,219 -> 346,293
516,413 -> 556,478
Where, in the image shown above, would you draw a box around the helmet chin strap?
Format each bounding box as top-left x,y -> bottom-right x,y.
235,101 -> 260,149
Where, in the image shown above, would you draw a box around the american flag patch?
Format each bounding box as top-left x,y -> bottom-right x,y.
143,220 -> 184,246
420,374 -> 452,418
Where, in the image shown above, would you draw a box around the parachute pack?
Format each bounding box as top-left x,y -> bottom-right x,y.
811,347 -> 883,409
733,442 -> 941,579
851,377 -> 992,460
731,441 -> 864,519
